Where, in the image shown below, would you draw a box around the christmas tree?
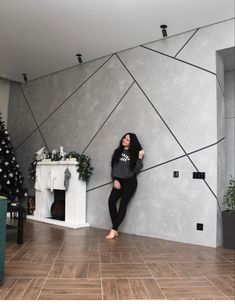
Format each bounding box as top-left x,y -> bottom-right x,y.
0,112 -> 27,202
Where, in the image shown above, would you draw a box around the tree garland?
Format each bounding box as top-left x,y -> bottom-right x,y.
29,150 -> 93,183
65,151 -> 93,182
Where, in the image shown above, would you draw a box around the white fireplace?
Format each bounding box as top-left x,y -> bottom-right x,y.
27,160 -> 89,228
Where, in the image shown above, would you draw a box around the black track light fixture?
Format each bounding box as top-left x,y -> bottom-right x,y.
160,24 -> 168,37
22,73 -> 28,82
76,54 -> 83,64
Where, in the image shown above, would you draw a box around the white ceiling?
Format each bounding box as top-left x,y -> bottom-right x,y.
0,0 -> 234,82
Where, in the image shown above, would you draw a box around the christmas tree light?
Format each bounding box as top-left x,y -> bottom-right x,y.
0,113 -> 27,202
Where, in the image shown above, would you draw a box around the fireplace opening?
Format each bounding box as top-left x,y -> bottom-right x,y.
51,190 -> 65,221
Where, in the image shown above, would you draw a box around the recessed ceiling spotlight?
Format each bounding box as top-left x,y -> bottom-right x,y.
76,54 -> 83,64
22,73 -> 28,82
160,24 -> 168,37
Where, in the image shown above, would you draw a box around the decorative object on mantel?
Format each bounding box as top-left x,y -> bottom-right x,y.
35,147 -> 48,161
28,147 -> 93,183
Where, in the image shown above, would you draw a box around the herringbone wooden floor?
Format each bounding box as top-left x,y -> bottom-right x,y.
1,219 -> 234,300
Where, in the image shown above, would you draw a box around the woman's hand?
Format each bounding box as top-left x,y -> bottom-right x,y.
114,180 -> 121,189
138,149 -> 145,159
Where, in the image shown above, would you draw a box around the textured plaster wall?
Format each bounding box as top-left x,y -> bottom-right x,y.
224,71 -> 235,185
8,19 -> 234,247
216,53 -> 225,246
0,78 -> 10,126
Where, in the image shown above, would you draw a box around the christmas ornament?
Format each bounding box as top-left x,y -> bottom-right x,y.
0,113 -> 27,201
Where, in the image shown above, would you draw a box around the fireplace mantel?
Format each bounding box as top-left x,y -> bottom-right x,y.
27,160 -> 89,228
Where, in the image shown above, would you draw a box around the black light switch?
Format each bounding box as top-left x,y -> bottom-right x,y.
193,172 -> 205,179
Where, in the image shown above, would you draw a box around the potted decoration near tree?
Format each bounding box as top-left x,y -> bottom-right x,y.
222,177 -> 235,249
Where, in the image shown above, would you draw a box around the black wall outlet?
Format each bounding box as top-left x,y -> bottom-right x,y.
173,171 -> 179,178
197,223 -> 204,231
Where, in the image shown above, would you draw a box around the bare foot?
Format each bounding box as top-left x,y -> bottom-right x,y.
105,229 -> 118,239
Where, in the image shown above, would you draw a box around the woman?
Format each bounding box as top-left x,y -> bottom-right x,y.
106,133 -> 144,239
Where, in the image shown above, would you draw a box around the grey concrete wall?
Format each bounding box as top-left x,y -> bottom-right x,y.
8,19 -> 234,247
224,70 -> 235,185
216,52 -> 225,246
0,78 -> 10,126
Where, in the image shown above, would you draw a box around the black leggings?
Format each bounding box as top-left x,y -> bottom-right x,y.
108,175 -> 137,230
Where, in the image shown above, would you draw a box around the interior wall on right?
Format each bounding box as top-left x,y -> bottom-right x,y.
224,69 -> 235,185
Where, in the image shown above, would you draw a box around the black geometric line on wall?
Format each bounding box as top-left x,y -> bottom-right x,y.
141,45 -> 216,76
15,54 -> 114,151
216,75 -> 225,96
141,137 -> 225,173
18,84 -> 49,151
140,19 -> 233,55
115,53 -> 222,213
17,19 -> 233,85
24,56 -> 111,84
199,17 -> 234,31
15,128 -> 40,152
14,20 -> 231,149
36,54 -> 114,129
174,28 -> 200,58
86,137 -> 225,193
82,81 -> 135,154
87,181 -> 112,192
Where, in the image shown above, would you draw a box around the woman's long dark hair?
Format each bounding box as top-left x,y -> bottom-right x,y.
111,133 -> 142,169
